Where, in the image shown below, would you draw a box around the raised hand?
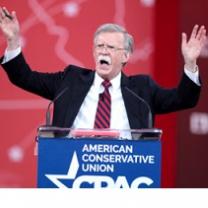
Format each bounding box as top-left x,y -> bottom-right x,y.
181,25 -> 207,72
0,7 -> 20,50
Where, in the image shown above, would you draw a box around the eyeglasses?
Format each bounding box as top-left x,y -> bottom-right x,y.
95,43 -> 125,52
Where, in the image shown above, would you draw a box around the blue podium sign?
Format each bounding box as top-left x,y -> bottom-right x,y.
37,138 -> 161,188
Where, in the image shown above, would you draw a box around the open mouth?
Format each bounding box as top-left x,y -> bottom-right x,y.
100,59 -> 110,65
98,55 -> 111,66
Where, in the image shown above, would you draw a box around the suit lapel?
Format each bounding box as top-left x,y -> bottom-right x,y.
63,71 -> 95,127
121,73 -> 148,129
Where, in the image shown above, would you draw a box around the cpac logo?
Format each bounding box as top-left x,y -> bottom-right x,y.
45,152 -> 154,188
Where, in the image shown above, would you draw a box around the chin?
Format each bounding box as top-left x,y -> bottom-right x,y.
97,71 -> 111,79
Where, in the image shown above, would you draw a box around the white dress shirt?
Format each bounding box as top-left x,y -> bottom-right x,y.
71,72 -> 131,131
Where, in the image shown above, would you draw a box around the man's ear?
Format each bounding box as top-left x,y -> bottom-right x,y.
122,51 -> 131,65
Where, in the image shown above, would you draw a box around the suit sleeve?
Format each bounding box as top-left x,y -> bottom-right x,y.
1,52 -> 67,100
151,73 -> 201,114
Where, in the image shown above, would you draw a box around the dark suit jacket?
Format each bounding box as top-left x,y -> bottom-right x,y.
1,53 -> 201,129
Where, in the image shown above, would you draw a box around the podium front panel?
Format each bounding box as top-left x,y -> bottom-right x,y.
37,138 -> 161,188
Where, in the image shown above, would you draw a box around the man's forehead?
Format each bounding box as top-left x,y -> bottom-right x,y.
96,32 -> 125,43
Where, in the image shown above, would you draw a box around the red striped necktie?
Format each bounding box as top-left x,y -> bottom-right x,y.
94,80 -> 112,129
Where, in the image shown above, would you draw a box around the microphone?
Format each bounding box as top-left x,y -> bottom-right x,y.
45,87 -> 69,126
124,86 -> 153,128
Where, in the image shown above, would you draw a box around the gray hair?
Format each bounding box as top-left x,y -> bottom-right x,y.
94,23 -> 134,54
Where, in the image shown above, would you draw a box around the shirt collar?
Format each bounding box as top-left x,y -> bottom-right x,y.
93,72 -> 121,92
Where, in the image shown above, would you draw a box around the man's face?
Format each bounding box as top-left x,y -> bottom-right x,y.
93,32 -> 130,80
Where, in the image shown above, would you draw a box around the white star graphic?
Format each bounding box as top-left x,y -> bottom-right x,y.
45,151 -> 79,188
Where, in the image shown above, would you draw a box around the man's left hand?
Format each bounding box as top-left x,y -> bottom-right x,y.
181,25 -> 206,72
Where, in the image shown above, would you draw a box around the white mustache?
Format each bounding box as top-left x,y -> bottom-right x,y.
98,55 -> 111,65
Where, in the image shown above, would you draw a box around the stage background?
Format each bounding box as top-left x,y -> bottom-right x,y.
0,0 -> 207,188
176,0 -> 208,188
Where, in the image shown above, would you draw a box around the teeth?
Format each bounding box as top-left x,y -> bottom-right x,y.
98,55 -> 111,65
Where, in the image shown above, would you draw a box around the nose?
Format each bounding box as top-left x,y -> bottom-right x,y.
100,45 -> 109,53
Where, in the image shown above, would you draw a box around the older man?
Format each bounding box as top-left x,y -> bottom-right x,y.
0,7 -> 206,133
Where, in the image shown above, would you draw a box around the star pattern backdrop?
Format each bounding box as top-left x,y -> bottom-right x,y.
0,0 -> 156,187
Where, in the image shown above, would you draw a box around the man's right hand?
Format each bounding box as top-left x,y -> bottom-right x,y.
0,7 -> 20,51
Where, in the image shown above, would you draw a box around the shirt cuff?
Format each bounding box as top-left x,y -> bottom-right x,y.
2,47 -> 21,64
184,67 -> 200,86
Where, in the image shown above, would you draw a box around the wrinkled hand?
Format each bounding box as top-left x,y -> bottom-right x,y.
0,7 -> 20,50
181,25 -> 206,72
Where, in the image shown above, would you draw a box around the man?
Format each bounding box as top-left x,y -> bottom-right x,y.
0,7 -> 206,133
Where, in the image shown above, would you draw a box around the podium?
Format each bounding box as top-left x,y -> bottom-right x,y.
37,127 -> 162,188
